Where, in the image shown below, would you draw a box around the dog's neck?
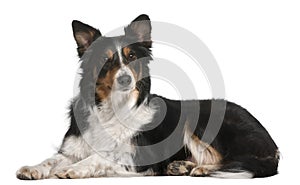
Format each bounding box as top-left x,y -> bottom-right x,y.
97,89 -> 140,123
93,88 -> 155,133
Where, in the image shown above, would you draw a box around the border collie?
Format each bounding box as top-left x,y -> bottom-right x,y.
16,14 -> 279,180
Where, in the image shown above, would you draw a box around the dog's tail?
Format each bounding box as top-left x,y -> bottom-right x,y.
210,155 -> 279,178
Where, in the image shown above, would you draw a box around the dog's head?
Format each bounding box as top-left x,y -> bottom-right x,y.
72,14 -> 152,107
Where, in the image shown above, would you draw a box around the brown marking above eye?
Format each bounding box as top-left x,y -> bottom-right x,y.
105,49 -> 114,61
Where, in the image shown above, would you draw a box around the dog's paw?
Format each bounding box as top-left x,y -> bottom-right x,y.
190,166 -> 211,177
167,161 -> 196,176
54,166 -> 88,179
16,166 -> 44,180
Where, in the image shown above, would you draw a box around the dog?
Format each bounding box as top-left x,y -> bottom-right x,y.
16,14 -> 279,180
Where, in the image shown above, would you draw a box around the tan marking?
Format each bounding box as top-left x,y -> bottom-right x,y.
184,125 -> 222,166
96,67 -> 119,100
132,89 -> 139,100
122,47 -> 131,58
190,164 -> 221,176
106,49 -> 114,60
88,30 -> 97,38
123,47 -> 137,62
178,165 -> 189,174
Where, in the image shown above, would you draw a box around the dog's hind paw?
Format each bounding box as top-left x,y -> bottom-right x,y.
167,161 -> 196,176
190,166 -> 210,177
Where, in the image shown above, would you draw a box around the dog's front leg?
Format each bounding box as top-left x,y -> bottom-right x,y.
54,153 -> 138,179
16,153 -> 73,180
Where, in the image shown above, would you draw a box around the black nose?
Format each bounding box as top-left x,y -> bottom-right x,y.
117,75 -> 132,86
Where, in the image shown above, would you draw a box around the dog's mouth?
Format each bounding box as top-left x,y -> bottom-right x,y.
117,85 -> 135,92
121,88 -> 132,92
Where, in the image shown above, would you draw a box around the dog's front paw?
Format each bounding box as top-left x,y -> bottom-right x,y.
54,166 -> 88,179
16,166 -> 44,180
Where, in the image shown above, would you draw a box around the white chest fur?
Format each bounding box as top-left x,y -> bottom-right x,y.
87,97 -> 156,165
62,93 -> 156,168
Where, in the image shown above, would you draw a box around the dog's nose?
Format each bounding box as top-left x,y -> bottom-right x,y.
117,75 -> 132,86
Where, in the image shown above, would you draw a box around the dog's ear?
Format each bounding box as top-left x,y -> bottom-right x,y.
72,20 -> 101,58
125,14 -> 151,45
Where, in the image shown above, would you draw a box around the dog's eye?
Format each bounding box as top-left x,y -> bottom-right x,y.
103,57 -> 109,62
128,51 -> 136,60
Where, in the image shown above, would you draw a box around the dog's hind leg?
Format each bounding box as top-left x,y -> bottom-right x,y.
166,130 -> 223,176
183,127 -> 223,177
210,154 -> 279,178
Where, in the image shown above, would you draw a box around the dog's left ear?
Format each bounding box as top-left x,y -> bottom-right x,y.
125,14 -> 152,45
72,20 -> 102,58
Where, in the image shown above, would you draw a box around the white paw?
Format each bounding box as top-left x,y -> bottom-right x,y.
54,166 -> 87,179
16,166 -> 44,180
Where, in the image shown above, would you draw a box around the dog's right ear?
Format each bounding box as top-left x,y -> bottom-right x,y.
72,20 -> 101,58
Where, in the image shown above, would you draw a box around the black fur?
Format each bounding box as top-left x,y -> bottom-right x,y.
72,20 -> 102,58
133,96 -> 279,177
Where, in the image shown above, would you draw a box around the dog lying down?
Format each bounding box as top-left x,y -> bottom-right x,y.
16,14 -> 279,180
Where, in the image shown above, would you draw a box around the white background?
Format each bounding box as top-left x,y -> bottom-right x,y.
0,0 -> 300,184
